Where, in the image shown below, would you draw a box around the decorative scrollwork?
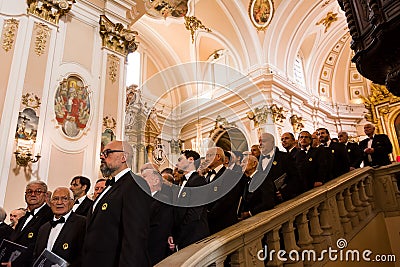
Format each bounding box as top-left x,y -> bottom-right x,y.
2,19 -> 19,52
108,54 -> 119,83
99,15 -> 139,56
270,104 -> 287,124
290,114 -> 304,133
103,116 -> 116,130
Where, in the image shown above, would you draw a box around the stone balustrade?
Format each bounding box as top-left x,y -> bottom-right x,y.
156,163 -> 400,267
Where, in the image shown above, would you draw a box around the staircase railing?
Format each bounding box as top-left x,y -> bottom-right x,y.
156,163 -> 400,267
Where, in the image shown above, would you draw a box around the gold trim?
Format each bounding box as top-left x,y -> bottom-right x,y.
184,16 -> 212,43
33,22 -> 50,56
2,19 -> 19,52
99,15 -> 139,56
316,11 -> 338,33
289,114 -> 304,133
248,0 -> 274,31
27,0 -> 75,25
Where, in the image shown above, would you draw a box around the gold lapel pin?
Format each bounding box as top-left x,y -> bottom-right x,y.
348,149 -> 351,152
102,203 -> 108,210
273,161 -> 277,165
182,192 -> 186,197
28,232 -> 33,238
214,186 -> 218,192
63,243 -> 69,250
309,158 -> 313,161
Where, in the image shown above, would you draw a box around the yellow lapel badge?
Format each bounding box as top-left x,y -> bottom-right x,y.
348,149 -> 351,152
214,186 -> 218,192
331,150 -> 335,154
181,192 -> 186,197
28,232 -> 33,238
102,203 -> 108,210
309,158 -> 313,161
63,243 -> 69,250
273,161 -> 277,165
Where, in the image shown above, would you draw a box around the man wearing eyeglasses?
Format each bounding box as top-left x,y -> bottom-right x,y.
82,140 -> 152,267
6,181 -> 53,267
34,187 -> 86,266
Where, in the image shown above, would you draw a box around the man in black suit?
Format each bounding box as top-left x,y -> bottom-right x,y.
34,187 -> 86,267
70,176 -> 93,216
0,207 -> 13,243
281,132 -> 299,160
9,208 -> 26,230
168,150 -> 209,250
251,132 -> 300,203
338,131 -> 363,170
238,155 -> 275,220
317,128 -> 350,181
224,151 -> 243,173
6,181 -> 53,267
205,147 -> 243,234
141,168 -> 173,265
295,131 -> 329,190
82,140 -> 152,267
359,123 -> 393,167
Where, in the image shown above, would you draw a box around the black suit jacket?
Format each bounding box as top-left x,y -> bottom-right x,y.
0,223 -> 13,243
295,147 -> 329,190
320,142 -> 350,181
359,134 -> 393,167
254,149 -> 301,202
239,171 -> 275,216
173,172 -> 209,249
74,196 -> 93,217
345,142 -> 363,169
148,191 -> 173,265
9,204 -> 53,267
82,171 -> 152,267
207,167 -> 243,234
34,212 -> 86,267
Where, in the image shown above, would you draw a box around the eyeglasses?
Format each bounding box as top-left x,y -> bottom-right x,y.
100,149 -> 124,158
51,196 -> 72,203
25,190 -> 45,195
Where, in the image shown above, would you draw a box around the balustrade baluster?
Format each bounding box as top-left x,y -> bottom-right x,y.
281,219 -> 302,267
295,212 -> 314,267
336,191 -> 352,234
358,179 -> 371,217
318,201 -> 333,246
344,188 -> 359,227
308,206 -> 326,254
266,227 -> 283,267
351,183 -> 365,221
364,175 -> 375,210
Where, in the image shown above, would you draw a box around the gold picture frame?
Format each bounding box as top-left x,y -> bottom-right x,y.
249,0 -> 274,31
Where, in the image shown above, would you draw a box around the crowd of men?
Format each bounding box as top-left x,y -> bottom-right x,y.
0,123 -> 394,266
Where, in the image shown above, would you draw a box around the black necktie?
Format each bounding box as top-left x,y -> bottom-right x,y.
74,199 -> 80,205
206,170 -> 216,182
105,177 -> 115,187
50,217 -> 65,228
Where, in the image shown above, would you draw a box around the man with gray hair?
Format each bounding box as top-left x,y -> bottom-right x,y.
0,207 -> 13,243
8,180 -> 53,266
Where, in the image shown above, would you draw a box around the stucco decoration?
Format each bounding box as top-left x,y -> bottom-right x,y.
2,19 -> 19,52
54,75 -> 90,138
27,0 -> 75,25
34,22 -> 50,56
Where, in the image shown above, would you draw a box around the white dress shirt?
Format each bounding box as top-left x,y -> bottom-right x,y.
47,211 -> 72,251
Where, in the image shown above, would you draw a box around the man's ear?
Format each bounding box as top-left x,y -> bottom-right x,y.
121,153 -> 127,163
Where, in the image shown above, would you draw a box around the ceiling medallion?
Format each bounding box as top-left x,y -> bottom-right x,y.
316,11 -> 338,33
248,0 -> 274,31
184,16 -> 212,43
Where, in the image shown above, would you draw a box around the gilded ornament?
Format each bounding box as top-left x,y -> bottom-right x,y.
63,243 -> 69,250
22,93 -> 41,110
316,12 -> 338,33
184,16 -> 211,43
27,0 -> 75,25
103,116 -> 116,130
34,22 -> 50,56
2,19 -> 19,52
290,114 -> 304,133
108,54 -> 119,83
270,104 -> 287,124
99,15 -> 139,56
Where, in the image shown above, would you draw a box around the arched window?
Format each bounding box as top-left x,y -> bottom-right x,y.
294,54 -> 306,87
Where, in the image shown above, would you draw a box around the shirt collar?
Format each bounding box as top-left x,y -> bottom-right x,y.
53,210 -> 72,221
184,170 -> 195,180
213,164 -> 224,174
114,168 -> 131,182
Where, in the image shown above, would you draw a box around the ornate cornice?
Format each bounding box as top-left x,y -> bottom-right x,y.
2,19 -> 19,52
27,0 -> 75,25
99,15 -> 139,57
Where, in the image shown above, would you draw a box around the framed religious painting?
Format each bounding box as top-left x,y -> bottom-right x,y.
249,0 -> 274,31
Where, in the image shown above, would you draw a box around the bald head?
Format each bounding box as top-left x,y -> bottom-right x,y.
205,147 -> 225,170
259,132 -> 275,155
